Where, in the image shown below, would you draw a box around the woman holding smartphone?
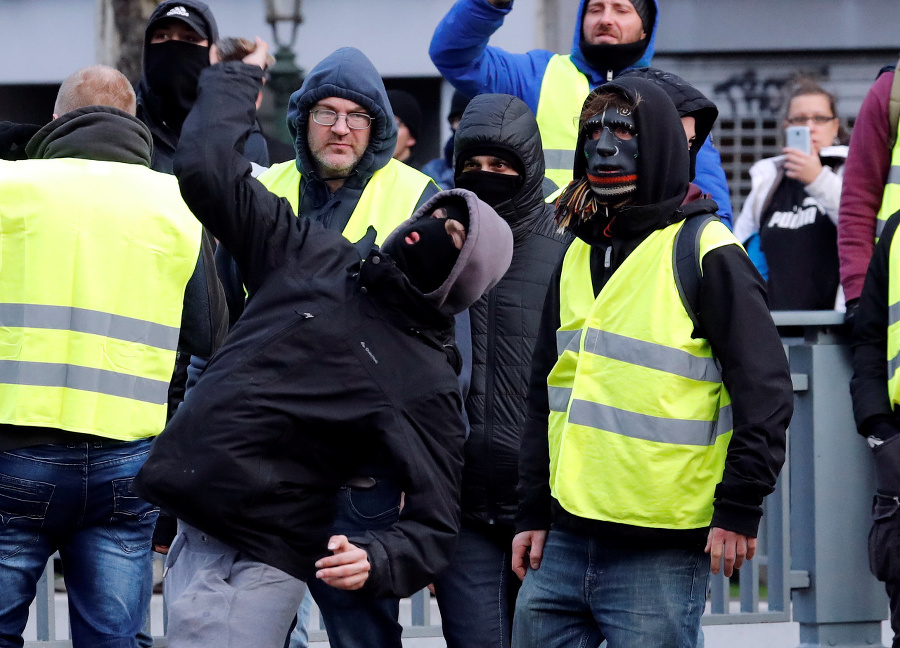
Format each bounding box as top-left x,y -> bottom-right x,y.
733,80 -> 848,311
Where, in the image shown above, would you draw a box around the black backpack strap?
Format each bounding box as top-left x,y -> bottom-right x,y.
673,213 -> 718,337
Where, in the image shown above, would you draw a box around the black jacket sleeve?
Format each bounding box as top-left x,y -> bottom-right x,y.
174,61 -> 308,293
178,229 -> 229,357
516,257 -> 564,533
700,245 -> 792,537
349,388 -> 466,598
851,210 -> 900,438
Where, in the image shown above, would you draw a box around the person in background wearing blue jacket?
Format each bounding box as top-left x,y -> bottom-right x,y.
429,0 -> 733,228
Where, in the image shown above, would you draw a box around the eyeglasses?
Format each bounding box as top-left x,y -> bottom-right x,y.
785,115 -> 837,126
310,108 -> 372,130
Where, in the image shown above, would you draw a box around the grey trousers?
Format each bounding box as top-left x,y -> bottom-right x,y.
164,523 -> 307,648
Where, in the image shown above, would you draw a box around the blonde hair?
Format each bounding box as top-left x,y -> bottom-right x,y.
54,65 -> 136,116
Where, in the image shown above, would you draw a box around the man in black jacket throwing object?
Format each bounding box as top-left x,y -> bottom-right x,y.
134,40 -> 513,648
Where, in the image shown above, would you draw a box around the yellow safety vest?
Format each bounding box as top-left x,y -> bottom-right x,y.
0,159 -> 202,440
535,55 -> 592,191
257,158 -> 434,244
548,219 -> 738,529
877,126 -> 900,240
886,224 -> 900,405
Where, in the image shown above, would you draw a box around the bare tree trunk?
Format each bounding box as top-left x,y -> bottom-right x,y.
97,0 -> 158,83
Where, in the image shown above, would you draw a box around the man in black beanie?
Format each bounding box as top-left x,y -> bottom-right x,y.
387,89 -> 423,166
135,0 -> 219,173
429,0 -> 735,228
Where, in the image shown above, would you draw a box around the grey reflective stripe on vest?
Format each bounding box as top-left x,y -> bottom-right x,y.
878,218 -> 887,238
544,149 -> 575,172
889,166 -> 900,185
568,399 -> 732,446
0,360 -> 169,404
582,328 -> 722,383
556,329 -> 581,356
0,304 -> 180,349
549,386 -> 572,413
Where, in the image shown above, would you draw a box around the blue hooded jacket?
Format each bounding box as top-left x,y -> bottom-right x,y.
429,0 -> 733,227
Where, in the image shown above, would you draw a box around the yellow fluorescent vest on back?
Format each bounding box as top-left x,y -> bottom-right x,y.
257,157 -> 434,244
535,55 -> 591,191
548,219 -> 738,529
877,123 -> 900,240
0,158 -> 202,440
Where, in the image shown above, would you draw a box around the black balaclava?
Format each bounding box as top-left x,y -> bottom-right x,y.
455,171 -> 523,209
144,40 -> 210,134
381,198 -> 468,294
454,145 -> 526,209
582,106 -> 638,199
578,0 -> 656,75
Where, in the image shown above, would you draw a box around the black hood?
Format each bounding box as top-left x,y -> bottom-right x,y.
617,67 -> 718,180
135,0 -> 218,153
452,94 -> 545,235
573,77 -> 689,238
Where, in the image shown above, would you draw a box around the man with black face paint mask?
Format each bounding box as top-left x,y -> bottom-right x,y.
133,41 -> 514,648
429,0 -> 734,228
512,78 -> 792,648
428,93 -> 570,648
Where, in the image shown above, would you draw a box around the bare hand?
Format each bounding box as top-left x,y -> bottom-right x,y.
315,535 -> 371,590
705,527 -> 756,577
153,544 -> 170,555
782,147 -> 822,185
511,529 -> 548,581
242,37 -> 270,71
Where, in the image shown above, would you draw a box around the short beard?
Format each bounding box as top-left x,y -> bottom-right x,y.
314,158 -> 358,179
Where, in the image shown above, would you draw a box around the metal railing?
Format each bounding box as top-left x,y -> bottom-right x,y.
22,311 -> 890,647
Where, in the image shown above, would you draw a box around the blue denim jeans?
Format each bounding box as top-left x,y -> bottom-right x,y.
512,527 -> 710,648
0,438 -> 158,648
434,521 -> 520,648
301,477 -> 403,648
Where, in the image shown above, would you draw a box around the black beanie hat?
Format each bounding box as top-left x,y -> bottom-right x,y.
627,0 -> 655,33
448,90 -> 471,124
387,90 -> 422,140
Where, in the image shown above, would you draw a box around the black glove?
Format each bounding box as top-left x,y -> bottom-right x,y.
844,297 -> 860,331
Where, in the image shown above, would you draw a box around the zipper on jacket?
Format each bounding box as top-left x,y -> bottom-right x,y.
483,287 -> 500,525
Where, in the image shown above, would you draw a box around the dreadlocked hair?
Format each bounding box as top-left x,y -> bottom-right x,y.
554,178 -> 602,232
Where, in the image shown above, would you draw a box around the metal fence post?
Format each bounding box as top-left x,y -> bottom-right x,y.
778,312 -> 888,648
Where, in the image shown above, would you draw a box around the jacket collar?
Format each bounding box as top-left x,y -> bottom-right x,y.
26,107 -> 153,166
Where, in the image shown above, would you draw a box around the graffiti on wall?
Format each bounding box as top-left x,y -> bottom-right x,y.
712,67 -> 829,118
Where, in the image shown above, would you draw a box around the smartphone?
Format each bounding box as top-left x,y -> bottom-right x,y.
785,125 -> 811,155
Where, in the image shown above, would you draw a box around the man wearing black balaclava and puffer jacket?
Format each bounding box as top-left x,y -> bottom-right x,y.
429,93 -> 570,648
512,77 -> 793,647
